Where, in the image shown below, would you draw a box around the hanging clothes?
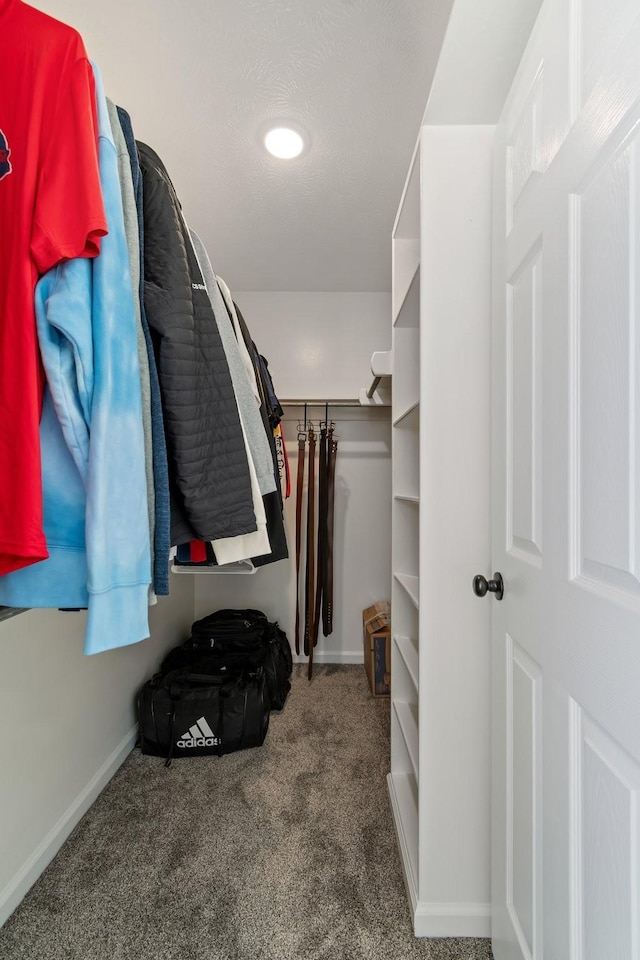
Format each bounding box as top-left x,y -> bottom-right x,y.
226,298 -> 289,567
0,0 -> 107,576
107,98 -> 156,603
116,106 -> 171,597
189,231 -> 276,499
187,230 -> 271,564
167,276 -> 290,571
0,62 -> 151,655
137,142 -> 256,546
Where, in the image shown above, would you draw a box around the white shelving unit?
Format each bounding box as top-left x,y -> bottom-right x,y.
387,126 -> 493,937
389,133 -> 422,932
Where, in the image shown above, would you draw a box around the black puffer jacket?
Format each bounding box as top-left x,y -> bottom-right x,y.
137,142 -> 256,544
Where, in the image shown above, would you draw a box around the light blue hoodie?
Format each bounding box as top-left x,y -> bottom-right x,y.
0,64 -> 151,654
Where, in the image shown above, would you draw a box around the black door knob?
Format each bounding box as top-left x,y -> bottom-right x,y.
473,572 -> 504,601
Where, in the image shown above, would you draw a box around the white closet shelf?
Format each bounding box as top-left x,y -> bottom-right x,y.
360,349 -> 392,406
358,386 -> 391,406
394,635 -> 419,695
394,493 -> 420,504
394,572 -> 419,608
393,700 -> 419,781
393,399 -> 420,427
393,258 -> 420,326
171,560 -> 257,575
371,350 -> 393,378
393,266 -> 420,329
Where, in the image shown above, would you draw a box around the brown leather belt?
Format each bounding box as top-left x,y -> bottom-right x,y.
294,431 -> 306,656
322,427 -> 337,636
304,426 -> 316,668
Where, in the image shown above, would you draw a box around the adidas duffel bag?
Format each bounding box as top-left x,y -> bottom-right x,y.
162,609 -> 292,710
137,665 -> 270,764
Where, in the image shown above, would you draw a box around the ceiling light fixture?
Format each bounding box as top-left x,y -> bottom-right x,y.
264,127 -> 305,159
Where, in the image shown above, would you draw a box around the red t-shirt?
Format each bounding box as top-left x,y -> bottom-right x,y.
0,0 -> 107,575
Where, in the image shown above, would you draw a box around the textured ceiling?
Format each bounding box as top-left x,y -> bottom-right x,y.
32,0 -> 454,292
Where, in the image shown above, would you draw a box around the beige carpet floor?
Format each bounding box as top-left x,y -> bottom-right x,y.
0,664 -> 493,960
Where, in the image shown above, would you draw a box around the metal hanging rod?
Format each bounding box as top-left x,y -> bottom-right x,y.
281,399 -> 362,408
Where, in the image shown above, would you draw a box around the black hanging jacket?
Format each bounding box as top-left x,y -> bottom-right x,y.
232,303 -> 289,567
137,142 -> 256,545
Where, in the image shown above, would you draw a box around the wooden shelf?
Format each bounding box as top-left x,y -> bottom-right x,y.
394,572 -> 419,609
394,635 -> 419,695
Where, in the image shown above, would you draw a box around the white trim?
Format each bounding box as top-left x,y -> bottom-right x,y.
292,651 -> 364,665
414,901 -> 492,938
0,726 -> 137,928
387,774 -> 419,912
388,772 -> 491,937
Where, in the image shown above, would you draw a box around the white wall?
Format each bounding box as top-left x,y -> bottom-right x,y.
193,292 -> 392,664
0,576 -> 194,926
232,292 -> 391,400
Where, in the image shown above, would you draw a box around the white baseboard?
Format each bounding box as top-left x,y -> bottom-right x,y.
414,902 -> 491,938
292,651 -> 364,665
388,776 -> 491,938
0,726 -> 137,928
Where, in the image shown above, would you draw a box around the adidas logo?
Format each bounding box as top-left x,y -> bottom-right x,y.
176,716 -> 219,748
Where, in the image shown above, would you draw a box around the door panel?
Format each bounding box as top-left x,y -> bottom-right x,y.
507,243 -> 543,564
507,638 -> 543,960
570,132 -> 640,600
492,1 -> 640,958
577,711 -> 640,960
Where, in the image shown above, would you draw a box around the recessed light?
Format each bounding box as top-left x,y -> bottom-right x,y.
264,127 -> 304,159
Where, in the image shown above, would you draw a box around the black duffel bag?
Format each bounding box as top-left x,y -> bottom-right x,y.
138,665 -> 269,765
162,609 -> 292,710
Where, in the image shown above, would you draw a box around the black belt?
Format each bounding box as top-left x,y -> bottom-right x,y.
313,424 -> 328,648
323,428 -> 337,636
294,431 -> 306,656
303,426 -> 316,667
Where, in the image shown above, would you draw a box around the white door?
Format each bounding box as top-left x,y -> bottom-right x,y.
491,0 -> 640,957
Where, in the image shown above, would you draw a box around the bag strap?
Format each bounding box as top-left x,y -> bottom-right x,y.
165,703 -> 177,768
217,688 -> 228,757
294,431 -> 306,655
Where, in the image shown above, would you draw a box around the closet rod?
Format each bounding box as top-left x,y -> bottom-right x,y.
281,399 -> 362,408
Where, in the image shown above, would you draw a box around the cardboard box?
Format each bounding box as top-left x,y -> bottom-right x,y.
363,601 -> 391,697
